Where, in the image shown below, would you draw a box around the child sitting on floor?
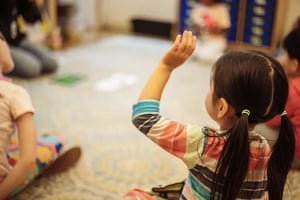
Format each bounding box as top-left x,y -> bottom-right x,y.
124,31 -> 295,200
0,31 -> 81,199
263,27 -> 300,170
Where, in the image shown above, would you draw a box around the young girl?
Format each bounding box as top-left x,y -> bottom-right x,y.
190,0 -> 230,63
125,31 -> 295,199
0,31 -> 81,199
263,27 -> 300,170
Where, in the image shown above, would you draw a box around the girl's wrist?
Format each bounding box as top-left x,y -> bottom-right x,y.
158,61 -> 175,73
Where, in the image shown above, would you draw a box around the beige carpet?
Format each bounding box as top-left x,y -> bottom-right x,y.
11,34 -> 300,200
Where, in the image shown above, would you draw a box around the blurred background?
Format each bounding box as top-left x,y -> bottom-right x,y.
43,0 -> 300,55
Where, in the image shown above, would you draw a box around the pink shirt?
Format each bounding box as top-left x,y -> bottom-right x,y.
0,79 -> 34,180
266,77 -> 300,157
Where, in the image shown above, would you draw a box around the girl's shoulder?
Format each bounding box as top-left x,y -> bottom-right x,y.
0,80 -> 29,99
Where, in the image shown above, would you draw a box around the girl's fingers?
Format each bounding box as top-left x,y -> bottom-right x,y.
186,31 -> 194,51
192,36 -> 197,48
180,31 -> 189,50
170,31 -> 195,55
180,31 -> 195,53
172,34 -> 181,51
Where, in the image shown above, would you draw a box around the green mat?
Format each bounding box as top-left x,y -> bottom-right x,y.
52,74 -> 85,86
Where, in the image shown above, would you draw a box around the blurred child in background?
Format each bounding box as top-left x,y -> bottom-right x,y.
263,27 -> 300,170
190,0 -> 230,63
0,0 -> 59,78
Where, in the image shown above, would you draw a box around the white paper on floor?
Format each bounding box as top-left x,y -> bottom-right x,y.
95,73 -> 137,92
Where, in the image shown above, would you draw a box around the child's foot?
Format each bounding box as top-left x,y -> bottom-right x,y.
39,146 -> 82,177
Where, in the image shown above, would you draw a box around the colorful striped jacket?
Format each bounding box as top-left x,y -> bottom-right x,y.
132,100 -> 271,199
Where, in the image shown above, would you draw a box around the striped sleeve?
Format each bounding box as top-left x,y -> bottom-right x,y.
132,100 -> 205,169
132,100 -> 161,134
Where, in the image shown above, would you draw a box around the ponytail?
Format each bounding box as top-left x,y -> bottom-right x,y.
211,110 -> 250,200
267,112 -> 295,200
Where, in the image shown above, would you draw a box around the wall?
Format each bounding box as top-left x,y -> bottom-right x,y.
59,0 -> 98,31
62,0 -> 299,35
96,0 -> 178,32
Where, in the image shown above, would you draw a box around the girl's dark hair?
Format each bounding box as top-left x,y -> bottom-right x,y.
283,27 -> 300,62
209,51 -> 295,200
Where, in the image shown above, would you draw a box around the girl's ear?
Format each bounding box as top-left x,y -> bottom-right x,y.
291,58 -> 300,73
216,97 -> 229,118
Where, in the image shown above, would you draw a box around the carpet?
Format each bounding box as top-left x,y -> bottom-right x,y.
11,34 -> 300,200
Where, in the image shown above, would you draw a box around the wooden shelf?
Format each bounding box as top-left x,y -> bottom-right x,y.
47,0 -> 57,29
225,0 -> 288,55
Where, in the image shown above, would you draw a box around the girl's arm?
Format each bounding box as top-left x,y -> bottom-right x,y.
138,31 -> 196,101
0,112 -> 37,199
133,31 -> 199,168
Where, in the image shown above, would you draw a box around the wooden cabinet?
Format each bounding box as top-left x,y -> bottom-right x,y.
178,0 -> 287,55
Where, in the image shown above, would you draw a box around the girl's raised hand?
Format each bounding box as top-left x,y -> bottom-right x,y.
161,30 -> 196,70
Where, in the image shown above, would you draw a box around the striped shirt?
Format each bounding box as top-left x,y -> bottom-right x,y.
132,100 -> 271,199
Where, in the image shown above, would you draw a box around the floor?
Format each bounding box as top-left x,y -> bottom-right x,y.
12,31 -> 199,199
11,30 -> 300,200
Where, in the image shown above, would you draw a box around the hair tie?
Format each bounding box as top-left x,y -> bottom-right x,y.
280,110 -> 287,117
241,109 -> 250,116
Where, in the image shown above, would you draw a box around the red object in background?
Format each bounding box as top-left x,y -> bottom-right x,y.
203,14 -> 216,29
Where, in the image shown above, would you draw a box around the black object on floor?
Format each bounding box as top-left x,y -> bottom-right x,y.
131,18 -> 172,38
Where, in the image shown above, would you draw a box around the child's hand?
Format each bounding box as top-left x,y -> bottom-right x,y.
161,31 -> 196,70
